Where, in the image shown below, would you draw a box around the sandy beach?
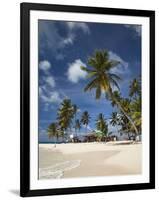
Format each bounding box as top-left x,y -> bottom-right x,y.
39,142 -> 142,179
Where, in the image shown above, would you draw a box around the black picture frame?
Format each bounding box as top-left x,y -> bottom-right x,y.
20,2 -> 155,197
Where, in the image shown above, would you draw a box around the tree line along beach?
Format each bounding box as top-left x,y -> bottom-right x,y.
39,50 -> 142,180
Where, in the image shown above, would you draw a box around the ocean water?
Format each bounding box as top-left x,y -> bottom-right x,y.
39,160 -> 81,179
39,141 -> 65,144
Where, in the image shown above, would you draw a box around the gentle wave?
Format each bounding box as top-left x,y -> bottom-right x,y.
39,160 -> 81,179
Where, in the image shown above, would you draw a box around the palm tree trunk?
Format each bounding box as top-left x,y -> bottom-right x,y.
114,98 -> 139,135
54,139 -> 56,148
74,113 -> 76,137
116,127 -> 119,138
109,91 -> 138,135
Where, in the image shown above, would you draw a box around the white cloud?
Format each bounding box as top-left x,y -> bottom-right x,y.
40,87 -> 61,104
66,22 -> 90,34
109,51 -> 129,75
39,60 -> 56,88
61,34 -> 74,46
124,25 -> 141,36
39,60 -> 51,72
39,21 -> 90,60
48,91 -> 61,103
38,59 -> 62,109
45,76 -> 55,87
39,87 -> 43,96
39,21 -> 72,59
67,59 -> 87,83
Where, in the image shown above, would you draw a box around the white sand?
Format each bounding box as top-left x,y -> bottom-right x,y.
39,142 -> 142,179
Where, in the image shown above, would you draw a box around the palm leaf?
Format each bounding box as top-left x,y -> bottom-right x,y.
84,78 -> 98,91
86,71 -> 97,78
105,60 -> 120,70
80,66 -> 94,73
109,73 -> 122,81
109,76 -> 120,90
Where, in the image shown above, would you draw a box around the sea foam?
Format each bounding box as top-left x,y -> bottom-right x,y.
39,160 -> 81,179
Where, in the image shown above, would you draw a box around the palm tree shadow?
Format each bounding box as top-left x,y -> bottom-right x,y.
9,189 -> 19,196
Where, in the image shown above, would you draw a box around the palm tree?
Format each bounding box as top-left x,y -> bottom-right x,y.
72,105 -> 78,120
57,99 -> 74,140
110,112 -> 120,135
130,96 -> 141,133
81,50 -> 138,135
47,122 -> 60,147
129,77 -> 141,135
81,111 -> 90,134
119,114 -> 131,139
96,113 -> 108,140
120,98 -> 131,114
72,104 -> 78,134
129,78 -> 141,98
74,119 -> 81,137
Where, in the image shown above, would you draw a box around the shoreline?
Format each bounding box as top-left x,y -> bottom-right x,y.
39,142 -> 142,179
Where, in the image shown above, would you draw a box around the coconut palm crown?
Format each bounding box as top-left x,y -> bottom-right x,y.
95,113 -> 108,136
81,50 -> 121,99
129,78 -> 141,98
47,122 -> 61,147
81,111 -> 90,134
81,50 -> 139,135
57,99 -> 74,134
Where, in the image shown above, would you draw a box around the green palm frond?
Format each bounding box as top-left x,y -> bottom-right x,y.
109,76 -> 120,90
84,78 -> 99,91
80,66 -> 94,73
108,73 -> 122,81
81,50 -> 121,99
105,60 -> 120,70
86,71 -> 97,78
95,113 -> 108,136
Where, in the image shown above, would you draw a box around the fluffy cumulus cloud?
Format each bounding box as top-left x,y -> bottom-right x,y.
39,84 -> 62,109
39,60 -> 62,110
67,59 -> 87,83
124,24 -> 141,36
66,22 -> 90,34
40,90 -> 61,104
39,60 -> 51,72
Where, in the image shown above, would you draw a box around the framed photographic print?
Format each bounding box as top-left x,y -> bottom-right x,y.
20,2 -> 155,197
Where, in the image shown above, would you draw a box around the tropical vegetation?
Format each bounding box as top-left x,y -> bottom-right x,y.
47,49 -> 141,144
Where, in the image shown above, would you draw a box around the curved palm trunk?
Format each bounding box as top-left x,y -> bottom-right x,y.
114,98 -> 139,135
109,91 -> 138,135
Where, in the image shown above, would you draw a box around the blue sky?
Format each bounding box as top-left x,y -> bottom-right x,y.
38,20 -> 141,142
